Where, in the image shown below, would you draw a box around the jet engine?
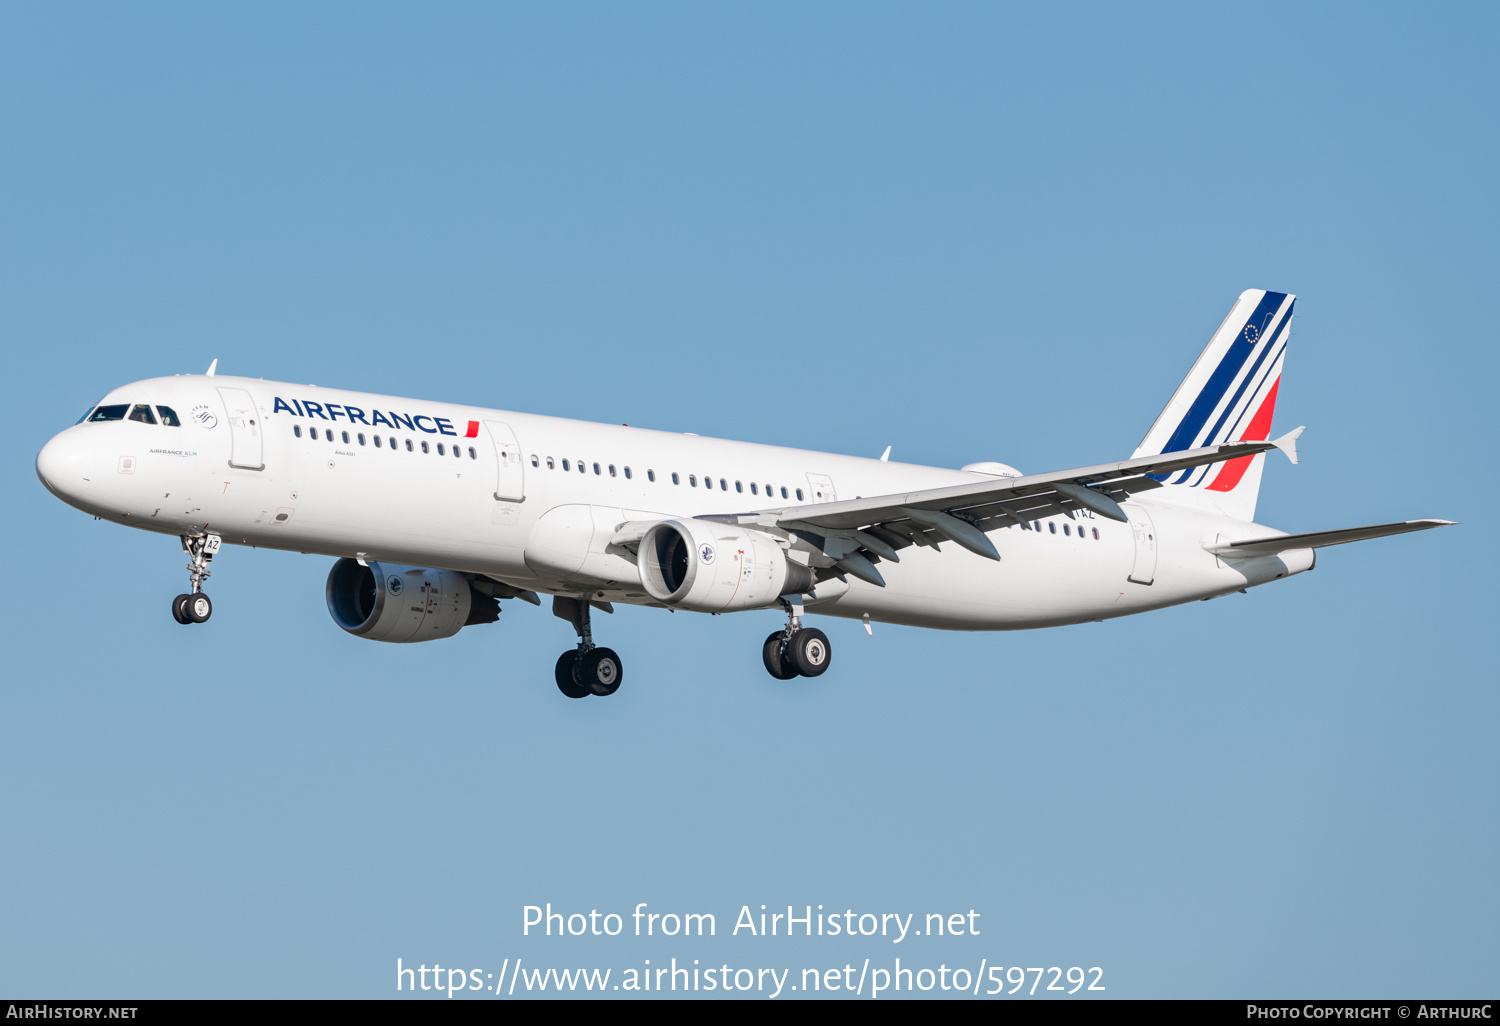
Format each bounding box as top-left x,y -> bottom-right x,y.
325,558 -> 499,643
637,520 -> 814,613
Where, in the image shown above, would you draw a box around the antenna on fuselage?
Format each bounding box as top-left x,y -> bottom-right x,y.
205,359 -> 218,377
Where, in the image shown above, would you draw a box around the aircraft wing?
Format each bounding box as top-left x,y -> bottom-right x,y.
691,431 -> 1303,587
776,434 -> 1295,536
1204,519 -> 1456,558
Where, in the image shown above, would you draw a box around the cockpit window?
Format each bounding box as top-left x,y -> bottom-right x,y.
128,404 -> 157,425
156,405 -> 181,427
88,404 -> 129,422
77,406 -> 97,424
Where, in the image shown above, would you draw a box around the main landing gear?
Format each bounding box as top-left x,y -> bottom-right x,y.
763,597 -> 832,679
171,534 -> 220,626
552,596 -> 623,699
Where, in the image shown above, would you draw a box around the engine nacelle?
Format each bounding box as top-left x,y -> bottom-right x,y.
325,559 -> 498,643
638,520 -> 813,613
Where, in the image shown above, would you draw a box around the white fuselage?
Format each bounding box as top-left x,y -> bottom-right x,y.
36,374 -> 1313,631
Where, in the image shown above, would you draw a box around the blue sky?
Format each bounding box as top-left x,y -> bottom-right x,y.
2,2 -> 1495,998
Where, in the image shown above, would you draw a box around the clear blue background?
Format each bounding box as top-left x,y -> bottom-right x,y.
2,2 -> 1493,999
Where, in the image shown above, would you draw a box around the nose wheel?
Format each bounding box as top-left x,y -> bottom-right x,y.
172,534 -> 220,625
552,596 -> 624,698
172,592 -> 213,624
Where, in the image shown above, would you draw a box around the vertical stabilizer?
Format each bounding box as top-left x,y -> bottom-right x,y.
1134,289 -> 1295,521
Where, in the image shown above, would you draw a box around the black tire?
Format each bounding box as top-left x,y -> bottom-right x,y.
185,592 -> 212,623
578,647 -> 623,696
171,594 -> 193,625
789,627 -> 832,677
762,631 -> 799,679
555,650 -> 590,699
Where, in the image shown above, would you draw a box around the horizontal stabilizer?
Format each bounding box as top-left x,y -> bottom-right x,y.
1205,519 -> 1455,557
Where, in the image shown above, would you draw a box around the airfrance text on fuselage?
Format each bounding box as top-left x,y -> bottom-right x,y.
271,396 -> 475,438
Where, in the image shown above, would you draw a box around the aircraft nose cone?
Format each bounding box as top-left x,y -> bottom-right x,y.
36,429 -> 97,502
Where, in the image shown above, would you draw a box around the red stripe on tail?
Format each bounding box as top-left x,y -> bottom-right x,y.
1206,377 -> 1280,492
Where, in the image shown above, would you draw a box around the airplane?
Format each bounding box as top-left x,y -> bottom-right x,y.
35,289 -> 1452,699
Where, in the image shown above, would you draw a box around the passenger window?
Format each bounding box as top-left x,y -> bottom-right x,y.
608,464 -> 615,477
1033,521 -> 1040,531
342,430 -> 350,444
454,445 -> 461,458
765,484 -> 772,496
358,433 -> 366,445
750,483 -> 758,495
547,457 -> 555,469
1063,523 -> 1071,536
468,447 -> 477,459
671,472 -> 679,485
1049,522 -> 1056,534
578,460 -> 586,474
437,443 -> 446,455
624,467 -> 632,479
405,439 -> 413,451
156,406 -> 181,427
530,454 -> 539,467
719,478 -> 727,491
593,462 -> 601,475
562,459 -> 570,471
294,425 -> 302,438
89,404 -> 129,422
421,440 -> 429,453
795,488 -> 803,500
128,404 -> 157,424
735,481 -> 742,493
781,486 -> 788,499
689,475 -> 697,487
1092,527 -> 1099,540
647,469 -> 655,482
373,434 -> 381,447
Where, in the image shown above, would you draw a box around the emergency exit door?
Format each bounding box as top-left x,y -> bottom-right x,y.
805,473 -> 837,503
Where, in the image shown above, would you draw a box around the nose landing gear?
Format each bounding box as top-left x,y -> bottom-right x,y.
763,597 -> 832,679
171,534 -> 220,625
552,596 -> 623,698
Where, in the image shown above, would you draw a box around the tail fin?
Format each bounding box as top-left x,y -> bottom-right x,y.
1134,288 -> 1295,521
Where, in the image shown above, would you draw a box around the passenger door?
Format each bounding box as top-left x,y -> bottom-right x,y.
485,421 -> 525,502
1124,504 -> 1157,585
217,387 -> 264,470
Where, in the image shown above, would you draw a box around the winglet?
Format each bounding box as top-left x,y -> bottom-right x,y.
1271,425 -> 1304,465
206,358 -> 218,377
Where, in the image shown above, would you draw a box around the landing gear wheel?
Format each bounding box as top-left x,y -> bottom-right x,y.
578,647 -> 623,696
555,651 -> 590,699
762,631 -> 799,679
789,627 -> 831,677
171,594 -> 193,625
185,592 -> 213,623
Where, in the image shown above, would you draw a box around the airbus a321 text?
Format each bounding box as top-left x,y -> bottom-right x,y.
37,289 -> 1452,698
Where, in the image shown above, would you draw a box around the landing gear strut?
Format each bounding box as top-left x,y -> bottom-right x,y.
172,534 -> 220,625
763,597 -> 832,679
552,596 -> 623,699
